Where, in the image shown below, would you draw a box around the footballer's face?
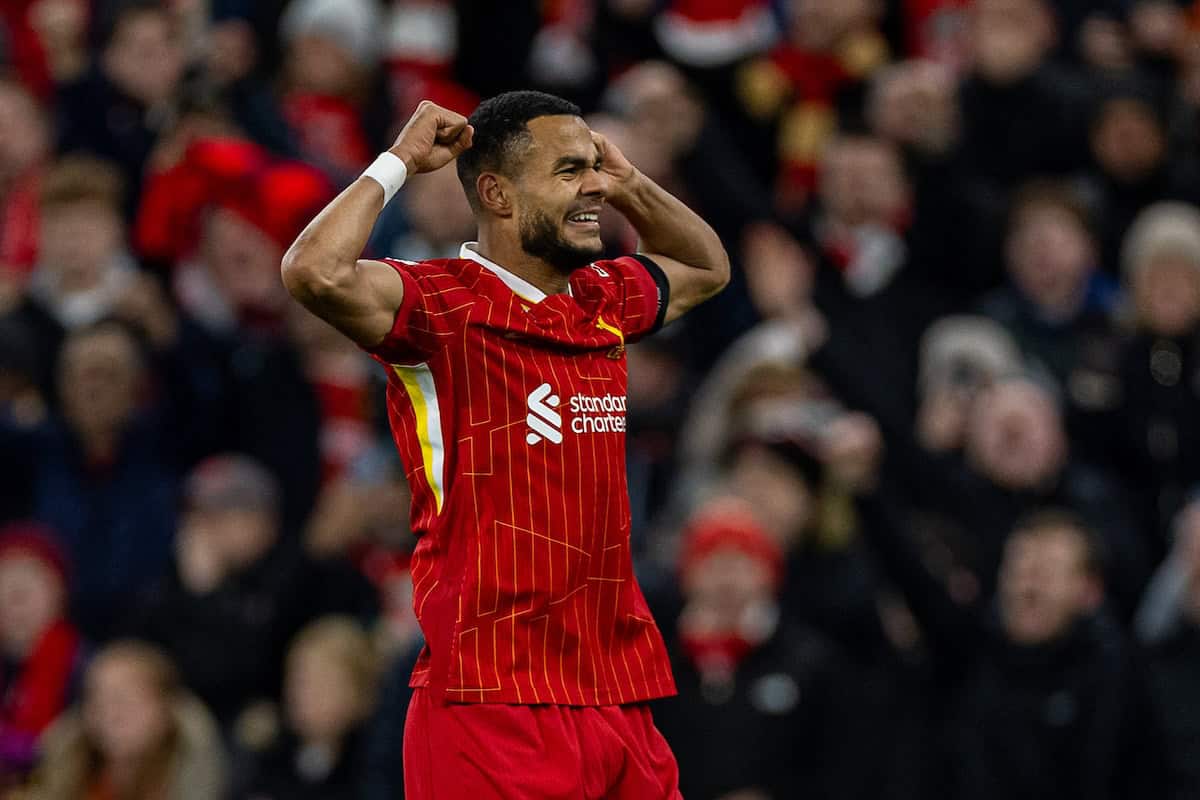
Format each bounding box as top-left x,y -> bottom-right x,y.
513,115 -> 607,273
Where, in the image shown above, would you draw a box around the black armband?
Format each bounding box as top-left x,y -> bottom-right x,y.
630,254 -> 670,334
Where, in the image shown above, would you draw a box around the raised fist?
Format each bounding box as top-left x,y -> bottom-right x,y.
389,101 -> 474,175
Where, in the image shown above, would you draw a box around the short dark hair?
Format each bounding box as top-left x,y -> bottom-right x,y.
103,0 -> 176,48
1010,508 -> 1107,578
456,91 -> 582,210
1008,179 -> 1093,240
40,155 -> 125,213
62,317 -> 151,373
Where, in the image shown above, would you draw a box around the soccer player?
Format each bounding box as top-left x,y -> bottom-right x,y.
282,91 -> 729,798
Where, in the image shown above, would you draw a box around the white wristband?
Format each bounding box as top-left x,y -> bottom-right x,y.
362,152 -> 409,206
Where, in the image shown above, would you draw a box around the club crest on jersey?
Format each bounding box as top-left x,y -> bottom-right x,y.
525,382 -> 627,445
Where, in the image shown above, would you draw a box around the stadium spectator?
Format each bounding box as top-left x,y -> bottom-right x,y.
903,376 -> 1152,614
55,2 -> 188,212
865,57 -> 992,300
31,640 -> 225,800
1099,202 -> 1200,545
133,455 -> 375,734
0,0 -> 90,100
734,0 -> 889,210
607,60 -> 773,248
858,502 -> 1166,800
953,0 -> 1092,282
1079,80 -> 1200,277
7,156 -> 138,397
959,0 -> 1089,184
236,616 -> 376,800
0,522 -> 83,786
378,0 -> 463,119
654,499 -> 862,799
979,181 -> 1122,405
800,133 -> 948,434
277,0 -> 385,180
0,321 -> 178,641
201,4 -> 296,158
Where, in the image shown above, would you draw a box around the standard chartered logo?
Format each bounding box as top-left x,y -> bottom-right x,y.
525,382 -> 627,445
526,383 -> 563,445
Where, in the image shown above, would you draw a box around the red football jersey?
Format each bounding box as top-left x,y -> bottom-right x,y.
365,243 -> 677,705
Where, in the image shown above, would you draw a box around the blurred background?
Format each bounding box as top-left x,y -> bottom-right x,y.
3,0 -> 1200,798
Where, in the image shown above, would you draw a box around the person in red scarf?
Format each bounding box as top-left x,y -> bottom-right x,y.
0,522 -> 84,787
735,0 -> 890,212
653,498 -> 864,800
277,0 -> 383,181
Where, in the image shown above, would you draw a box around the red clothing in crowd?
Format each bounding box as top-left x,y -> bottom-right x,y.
0,169 -> 39,279
281,93 -> 373,175
0,620 -> 80,740
0,0 -> 53,100
365,245 -> 676,706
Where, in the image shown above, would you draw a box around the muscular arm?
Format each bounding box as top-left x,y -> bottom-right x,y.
597,136 -> 730,325
281,101 -> 473,347
281,179 -> 405,347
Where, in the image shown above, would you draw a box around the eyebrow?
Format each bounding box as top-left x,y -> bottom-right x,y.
552,154 -> 598,171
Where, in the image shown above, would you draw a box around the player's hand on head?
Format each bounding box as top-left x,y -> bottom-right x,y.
389,100 -> 474,175
591,131 -> 638,197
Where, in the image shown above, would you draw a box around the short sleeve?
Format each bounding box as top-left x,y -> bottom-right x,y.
360,259 -> 448,365
589,254 -> 670,342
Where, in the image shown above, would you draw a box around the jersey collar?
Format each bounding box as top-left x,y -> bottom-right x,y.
459,242 -> 572,303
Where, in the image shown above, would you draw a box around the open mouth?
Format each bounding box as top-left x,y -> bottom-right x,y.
566,210 -> 601,230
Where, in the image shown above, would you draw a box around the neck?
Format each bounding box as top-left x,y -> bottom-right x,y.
301,734 -> 343,753
107,756 -> 142,789
475,230 -> 571,297
1033,290 -> 1086,323
76,426 -> 121,463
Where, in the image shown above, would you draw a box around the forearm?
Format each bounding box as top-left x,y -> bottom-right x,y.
609,171 -> 728,279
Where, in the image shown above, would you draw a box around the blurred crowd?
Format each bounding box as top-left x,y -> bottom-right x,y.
4,0 -> 1200,798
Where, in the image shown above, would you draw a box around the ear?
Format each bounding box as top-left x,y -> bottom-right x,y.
477,173 -> 513,218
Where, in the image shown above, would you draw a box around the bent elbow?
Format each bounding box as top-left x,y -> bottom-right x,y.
280,247 -> 350,304
280,251 -> 317,302
708,249 -> 732,297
